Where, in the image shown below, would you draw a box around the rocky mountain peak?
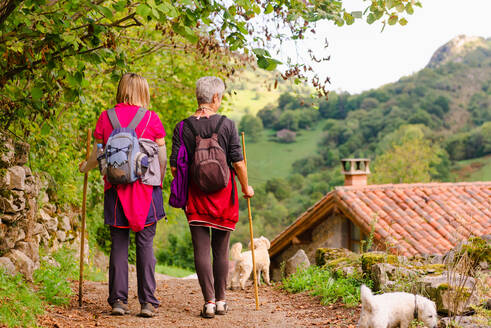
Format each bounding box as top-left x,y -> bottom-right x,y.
426,35 -> 486,68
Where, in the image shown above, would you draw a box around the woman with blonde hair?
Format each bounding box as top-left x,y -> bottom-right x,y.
79,73 -> 166,317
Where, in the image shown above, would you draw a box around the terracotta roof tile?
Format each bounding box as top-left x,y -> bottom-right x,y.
270,182 -> 491,258
333,182 -> 491,255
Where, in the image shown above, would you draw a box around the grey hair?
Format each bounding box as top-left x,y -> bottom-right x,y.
196,76 -> 225,104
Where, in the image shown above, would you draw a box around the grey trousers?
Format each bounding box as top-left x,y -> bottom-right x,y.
108,224 -> 159,307
190,225 -> 231,302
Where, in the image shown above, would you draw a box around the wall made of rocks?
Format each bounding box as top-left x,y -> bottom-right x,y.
0,132 -> 85,280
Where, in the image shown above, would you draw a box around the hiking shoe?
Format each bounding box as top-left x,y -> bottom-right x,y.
139,303 -> 156,317
200,302 -> 216,319
111,300 -> 130,315
216,301 -> 228,315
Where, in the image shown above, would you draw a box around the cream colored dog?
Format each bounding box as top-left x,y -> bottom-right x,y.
359,285 -> 438,328
229,236 -> 271,290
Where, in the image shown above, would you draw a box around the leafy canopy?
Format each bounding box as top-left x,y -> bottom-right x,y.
1,0 -> 422,134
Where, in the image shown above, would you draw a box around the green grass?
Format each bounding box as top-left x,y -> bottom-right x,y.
245,124 -> 324,184
0,270 -> 44,328
281,266 -> 368,307
0,247 -> 106,328
156,264 -> 195,278
451,155 -> 491,181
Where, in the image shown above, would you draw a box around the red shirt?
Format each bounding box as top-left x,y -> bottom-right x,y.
94,103 -> 165,232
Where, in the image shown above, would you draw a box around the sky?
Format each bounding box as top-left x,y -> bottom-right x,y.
285,0 -> 491,94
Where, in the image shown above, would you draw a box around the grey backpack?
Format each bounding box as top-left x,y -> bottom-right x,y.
184,116 -> 229,193
104,107 -> 149,185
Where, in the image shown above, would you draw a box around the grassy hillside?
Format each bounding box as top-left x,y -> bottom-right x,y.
452,155 -> 491,181
223,70 -> 313,122
246,124 -> 324,184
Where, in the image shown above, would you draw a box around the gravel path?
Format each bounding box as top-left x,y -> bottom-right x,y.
39,274 -> 360,328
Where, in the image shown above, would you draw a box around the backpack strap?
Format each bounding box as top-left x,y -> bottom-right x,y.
107,108 -> 122,129
183,118 -> 199,137
214,116 -> 226,135
128,107 -> 148,130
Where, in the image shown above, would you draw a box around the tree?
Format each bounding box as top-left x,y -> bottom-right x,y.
1,0 -> 420,135
239,114 -> 263,142
371,136 -> 442,184
257,106 -> 279,128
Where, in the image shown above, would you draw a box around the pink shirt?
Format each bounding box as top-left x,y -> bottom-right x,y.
94,103 -> 166,232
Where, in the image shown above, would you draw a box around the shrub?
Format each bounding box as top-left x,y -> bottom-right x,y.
239,114 -> 263,142
156,230 -> 195,270
292,155 -> 324,176
282,266 -> 369,307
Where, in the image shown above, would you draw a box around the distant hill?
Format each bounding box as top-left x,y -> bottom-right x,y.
232,35 -> 490,183
231,35 -> 491,245
426,35 -> 489,68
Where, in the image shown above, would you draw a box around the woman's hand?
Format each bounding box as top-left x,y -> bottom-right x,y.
79,161 -> 87,173
242,185 -> 254,199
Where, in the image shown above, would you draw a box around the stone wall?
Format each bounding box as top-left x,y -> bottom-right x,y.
270,213 -> 351,281
0,132 -> 84,280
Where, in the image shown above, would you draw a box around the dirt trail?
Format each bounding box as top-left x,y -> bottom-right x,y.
39,272 -> 360,328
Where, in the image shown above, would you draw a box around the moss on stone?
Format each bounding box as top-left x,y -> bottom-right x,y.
361,252 -> 398,274
315,248 -> 356,266
420,263 -> 446,275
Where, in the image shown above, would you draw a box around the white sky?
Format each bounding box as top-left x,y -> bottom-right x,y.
286,0 -> 491,94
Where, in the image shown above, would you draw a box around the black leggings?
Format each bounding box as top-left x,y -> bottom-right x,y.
189,225 -> 231,302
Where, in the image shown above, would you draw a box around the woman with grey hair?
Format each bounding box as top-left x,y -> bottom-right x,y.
170,76 -> 254,318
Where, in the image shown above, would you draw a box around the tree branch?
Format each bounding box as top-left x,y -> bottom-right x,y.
0,0 -> 23,27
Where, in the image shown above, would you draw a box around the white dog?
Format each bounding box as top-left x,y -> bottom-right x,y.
229,236 -> 271,289
359,285 -> 438,328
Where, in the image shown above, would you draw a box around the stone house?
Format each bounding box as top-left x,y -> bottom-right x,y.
269,158 -> 491,280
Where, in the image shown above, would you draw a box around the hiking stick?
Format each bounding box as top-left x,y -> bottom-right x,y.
241,132 -> 260,310
79,128 -> 91,307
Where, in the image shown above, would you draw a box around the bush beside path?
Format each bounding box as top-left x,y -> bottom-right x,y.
38,275 -> 359,328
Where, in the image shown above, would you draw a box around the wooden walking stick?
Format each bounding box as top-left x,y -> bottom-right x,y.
241,132 -> 260,310
79,128 -> 91,307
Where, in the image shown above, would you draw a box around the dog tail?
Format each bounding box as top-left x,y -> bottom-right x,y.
360,284 -> 374,313
230,242 -> 243,261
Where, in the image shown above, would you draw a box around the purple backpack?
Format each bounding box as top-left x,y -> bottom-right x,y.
169,121 -> 189,208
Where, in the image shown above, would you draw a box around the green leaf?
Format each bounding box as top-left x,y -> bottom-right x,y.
399,18 -> 408,26
252,48 -> 271,57
253,5 -> 261,15
367,13 -> 376,24
173,24 -> 198,43
113,1 -> 126,12
136,4 -> 151,18
228,5 -> 236,16
41,124 -> 50,135
98,5 -> 113,19
388,14 -> 398,25
343,12 -> 354,25
31,87 -> 42,101
396,3 -> 405,12
257,56 -> 269,69
264,3 -> 274,14
406,4 -> 414,15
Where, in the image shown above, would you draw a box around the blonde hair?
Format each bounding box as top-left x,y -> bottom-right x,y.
116,73 -> 150,108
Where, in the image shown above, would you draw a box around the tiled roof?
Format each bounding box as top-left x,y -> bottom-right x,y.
335,182 -> 491,256
270,182 -> 491,257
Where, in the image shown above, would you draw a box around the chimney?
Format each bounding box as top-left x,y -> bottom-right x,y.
341,158 -> 370,187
